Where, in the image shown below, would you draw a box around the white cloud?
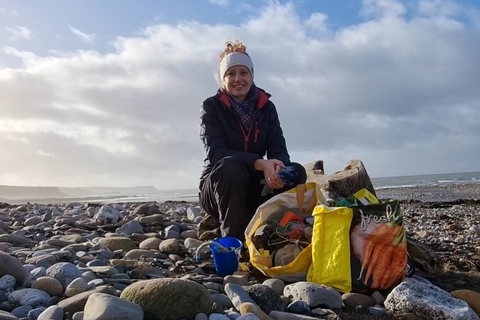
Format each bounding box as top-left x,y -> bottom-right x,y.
0,1 -> 479,189
68,26 -> 96,44
5,26 -> 31,40
208,0 -> 230,7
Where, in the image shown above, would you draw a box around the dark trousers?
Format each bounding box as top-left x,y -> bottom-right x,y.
199,156 -> 307,241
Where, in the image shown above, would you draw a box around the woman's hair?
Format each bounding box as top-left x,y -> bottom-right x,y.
219,40 -> 249,61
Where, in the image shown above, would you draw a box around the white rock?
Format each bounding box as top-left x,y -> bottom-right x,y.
115,220 -> 144,236
187,206 -> 201,221
94,205 -> 123,225
385,278 -> 479,320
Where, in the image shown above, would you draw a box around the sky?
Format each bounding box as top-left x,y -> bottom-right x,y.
1,0 -> 479,190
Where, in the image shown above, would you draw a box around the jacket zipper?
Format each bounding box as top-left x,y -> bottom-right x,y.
254,122 -> 259,143
239,110 -> 260,152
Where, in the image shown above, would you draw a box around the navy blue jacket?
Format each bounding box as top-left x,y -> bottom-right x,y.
199,87 -> 290,188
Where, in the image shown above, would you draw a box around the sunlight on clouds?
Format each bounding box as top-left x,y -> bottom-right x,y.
361,0 -> 406,19
68,26 -> 96,44
208,0 -> 230,7
0,0 -> 479,187
37,150 -> 54,157
5,26 -> 31,40
418,0 -> 461,17
305,12 -> 328,32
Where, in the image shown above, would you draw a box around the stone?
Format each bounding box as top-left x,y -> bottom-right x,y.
0,275 -> 16,290
283,282 -> 342,310
25,217 -> 42,226
98,237 -> 137,252
187,206 -> 201,222
385,278 -> 479,320
342,292 -> 376,311
120,278 -> 213,320
269,311 -> 318,320
0,234 -> 31,246
244,285 -> 284,314
65,277 -> 88,297
159,239 -> 179,254
37,305 -> 64,320
223,275 -> 248,286
32,276 -> 64,296
30,267 -> 47,281
262,279 -> 285,296
138,214 -> 164,225
237,314 -> 260,320
195,313 -> 208,320
116,220 -> 144,236
57,285 -> 117,315
224,283 -> 256,311
369,306 -> 387,316
8,288 -> 50,307
239,302 -> 272,320
72,311 -> 85,320
133,204 -> 161,216
12,305 -> 32,318
311,308 -> 329,316
84,293 -> 143,320
46,262 -> 82,289
184,238 -> 204,249
0,251 -> 29,286
181,230 -> 198,239
124,249 -> 156,260
0,310 -> 19,320
28,307 -> 47,320
450,290 -> 480,315
94,205 -> 123,225
212,293 -> 233,309
209,314 -> 229,320
139,238 -> 162,250
286,301 -> 311,315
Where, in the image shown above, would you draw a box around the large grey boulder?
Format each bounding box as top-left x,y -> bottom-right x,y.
120,278 -> 213,320
0,251 -> 29,286
385,278 -> 479,320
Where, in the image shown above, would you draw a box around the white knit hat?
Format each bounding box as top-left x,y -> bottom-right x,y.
219,52 -> 254,80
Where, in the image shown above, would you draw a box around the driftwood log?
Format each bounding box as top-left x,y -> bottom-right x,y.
304,159 -> 377,202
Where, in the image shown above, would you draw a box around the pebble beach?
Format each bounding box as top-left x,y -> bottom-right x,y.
0,183 -> 479,320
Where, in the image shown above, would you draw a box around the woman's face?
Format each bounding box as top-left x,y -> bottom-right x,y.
223,65 -> 252,101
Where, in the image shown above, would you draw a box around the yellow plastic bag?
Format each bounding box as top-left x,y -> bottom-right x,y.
307,200 -> 407,293
244,183 -> 321,282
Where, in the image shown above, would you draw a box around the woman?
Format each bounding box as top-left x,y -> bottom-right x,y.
198,41 -> 307,241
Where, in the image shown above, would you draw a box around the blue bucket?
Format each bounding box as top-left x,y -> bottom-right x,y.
210,237 -> 243,276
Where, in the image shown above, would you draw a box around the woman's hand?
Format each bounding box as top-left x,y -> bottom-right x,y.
254,159 -> 285,189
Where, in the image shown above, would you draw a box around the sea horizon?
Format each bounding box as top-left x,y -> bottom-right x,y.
2,171 -> 479,205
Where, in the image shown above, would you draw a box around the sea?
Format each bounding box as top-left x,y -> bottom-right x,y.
92,171 -> 480,204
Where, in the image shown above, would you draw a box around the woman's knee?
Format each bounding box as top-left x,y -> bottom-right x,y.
211,156 -> 249,181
